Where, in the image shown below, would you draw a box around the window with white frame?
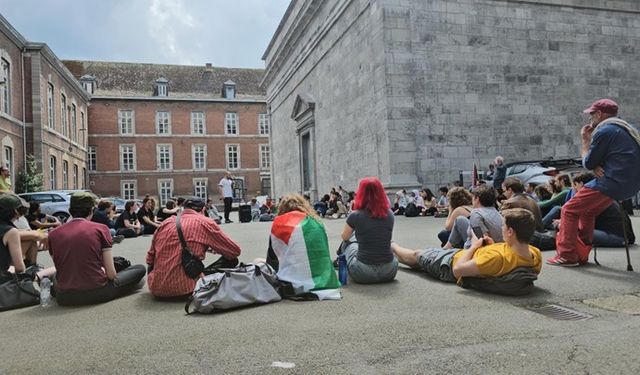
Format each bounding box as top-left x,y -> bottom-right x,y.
60,94 -> 67,137
3,146 -> 13,187
158,179 -> 173,206
225,144 -> 239,170
157,144 -> 172,170
73,164 -> 78,189
225,112 -> 238,135
49,156 -> 57,190
1,59 -> 10,115
62,161 -> 69,189
118,110 -> 134,135
47,83 -> 55,129
80,112 -> 85,146
156,111 -> 171,134
120,145 -> 136,171
194,178 -> 208,199
157,83 -> 167,97
191,111 -> 205,134
121,180 -> 137,200
259,113 -> 270,135
88,146 -> 96,171
192,144 -> 206,170
259,144 -> 271,170
82,167 -> 86,189
71,104 -> 77,142
82,81 -> 93,94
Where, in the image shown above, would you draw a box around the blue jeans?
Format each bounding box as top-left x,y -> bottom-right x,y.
592,230 -> 625,247
342,239 -> 397,284
542,205 -> 561,230
447,216 -> 469,249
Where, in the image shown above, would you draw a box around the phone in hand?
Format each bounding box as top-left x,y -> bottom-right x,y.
472,226 -> 485,246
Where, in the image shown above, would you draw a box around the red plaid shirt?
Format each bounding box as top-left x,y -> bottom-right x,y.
146,209 -> 241,297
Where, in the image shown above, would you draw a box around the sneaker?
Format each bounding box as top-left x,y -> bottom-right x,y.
112,235 -> 125,244
546,255 -> 579,267
225,220 -> 233,224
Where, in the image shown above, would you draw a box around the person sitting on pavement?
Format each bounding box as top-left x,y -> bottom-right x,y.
205,198 -> 222,224
339,177 -> 397,284
501,177 -> 525,201
326,192 -> 348,219
138,197 -> 161,235
420,188 -> 438,216
259,194 -> 341,299
91,200 -> 124,244
534,184 -> 552,202
0,193 -> 55,287
314,194 -> 331,218
114,200 -> 142,238
435,186 -> 449,217
538,174 -> 571,216
146,196 -> 241,299
437,187 -> 473,246
592,201 -> 636,247
549,99 -> 640,266
525,182 -> 539,201
48,192 -> 145,306
9,197 -> 49,268
259,197 -> 276,222
542,172 -> 595,230
443,185 -> 503,250
26,201 -> 61,231
156,200 -> 179,222
249,198 -> 261,221
392,208 -> 541,284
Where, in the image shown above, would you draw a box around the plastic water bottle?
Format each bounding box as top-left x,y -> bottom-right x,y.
40,277 -> 51,307
338,253 -> 348,286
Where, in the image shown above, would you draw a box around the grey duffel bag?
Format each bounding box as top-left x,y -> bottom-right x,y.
185,262 -> 282,314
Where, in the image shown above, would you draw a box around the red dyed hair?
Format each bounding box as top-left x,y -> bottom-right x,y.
353,177 -> 390,219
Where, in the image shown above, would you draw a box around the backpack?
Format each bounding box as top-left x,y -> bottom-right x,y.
404,203 -> 419,217
529,231 -> 556,251
460,267 -> 538,296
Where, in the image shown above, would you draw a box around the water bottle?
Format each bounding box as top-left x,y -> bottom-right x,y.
338,253 -> 348,285
40,277 -> 51,307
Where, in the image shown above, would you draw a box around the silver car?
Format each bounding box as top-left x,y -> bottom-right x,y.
505,158 -> 585,185
18,190 -> 74,223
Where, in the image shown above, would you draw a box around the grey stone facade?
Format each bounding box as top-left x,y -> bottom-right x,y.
262,0 -> 640,198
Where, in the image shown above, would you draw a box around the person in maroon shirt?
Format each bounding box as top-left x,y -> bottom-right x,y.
48,192 -> 146,306
146,196 -> 242,298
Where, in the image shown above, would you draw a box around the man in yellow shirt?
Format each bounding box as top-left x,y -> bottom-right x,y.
0,166 -> 11,192
392,208 -> 542,283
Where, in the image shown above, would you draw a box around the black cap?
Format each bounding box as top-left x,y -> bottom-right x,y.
182,196 -> 206,211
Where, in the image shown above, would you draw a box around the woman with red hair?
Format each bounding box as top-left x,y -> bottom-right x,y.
340,177 -> 397,284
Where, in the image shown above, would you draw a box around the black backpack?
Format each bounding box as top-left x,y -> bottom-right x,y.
460,267 -> 538,296
404,203 -> 419,217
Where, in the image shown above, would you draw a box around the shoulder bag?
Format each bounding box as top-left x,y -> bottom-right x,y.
176,213 -> 205,279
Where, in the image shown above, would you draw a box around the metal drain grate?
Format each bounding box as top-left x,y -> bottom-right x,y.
526,304 -> 593,321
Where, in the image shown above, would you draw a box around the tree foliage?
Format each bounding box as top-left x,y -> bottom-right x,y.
15,154 -> 44,193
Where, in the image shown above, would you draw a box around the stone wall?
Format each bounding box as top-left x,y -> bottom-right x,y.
265,0 -> 390,198
383,0 -> 640,188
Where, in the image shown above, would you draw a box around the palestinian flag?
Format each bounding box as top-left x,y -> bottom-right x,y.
270,211 -> 341,300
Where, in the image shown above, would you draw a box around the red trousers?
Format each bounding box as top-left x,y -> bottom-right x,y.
556,187 -> 613,262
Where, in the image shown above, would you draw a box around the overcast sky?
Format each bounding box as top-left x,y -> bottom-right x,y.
0,0 -> 290,68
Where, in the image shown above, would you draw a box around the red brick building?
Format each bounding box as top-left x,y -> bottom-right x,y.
1,14 -> 90,191
64,61 -> 270,204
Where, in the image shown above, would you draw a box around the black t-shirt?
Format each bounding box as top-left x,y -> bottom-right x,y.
91,209 -> 115,229
0,222 -> 16,273
137,207 -> 155,224
26,212 -> 46,230
115,211 -> 137,229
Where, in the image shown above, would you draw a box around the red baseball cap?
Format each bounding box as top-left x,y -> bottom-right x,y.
583,99 -> 618,115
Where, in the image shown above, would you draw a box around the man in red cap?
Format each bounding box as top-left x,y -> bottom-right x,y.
548,99 -> 640,266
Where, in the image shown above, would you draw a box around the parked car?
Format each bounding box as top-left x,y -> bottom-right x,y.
18,190 -> 74,223
505,158 -> 585,185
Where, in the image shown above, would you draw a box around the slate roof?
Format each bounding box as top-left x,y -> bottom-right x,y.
62,60 -> 266,100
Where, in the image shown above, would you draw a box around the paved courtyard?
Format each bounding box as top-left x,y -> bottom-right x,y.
2,213 -> 640,374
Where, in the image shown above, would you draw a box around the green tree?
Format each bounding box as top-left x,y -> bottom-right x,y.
15,154 -> 44,193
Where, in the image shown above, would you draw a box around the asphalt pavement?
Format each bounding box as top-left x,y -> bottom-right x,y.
2,212 -> 640,374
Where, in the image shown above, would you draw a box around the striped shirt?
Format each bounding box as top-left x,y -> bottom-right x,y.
146,209 -> 241,297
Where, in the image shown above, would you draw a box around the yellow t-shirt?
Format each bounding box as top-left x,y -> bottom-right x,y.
0,177 -> 11,192
452,242 -> 542,278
